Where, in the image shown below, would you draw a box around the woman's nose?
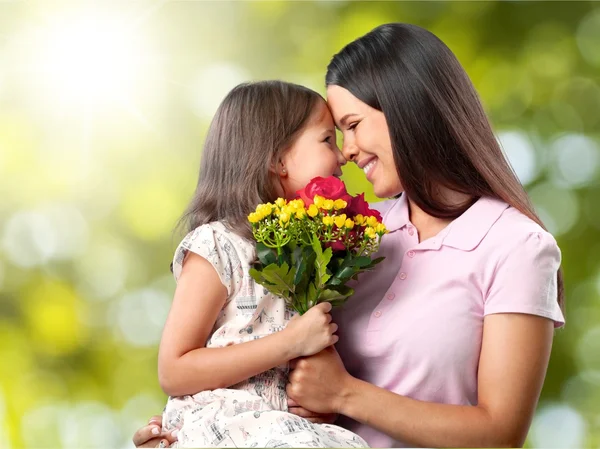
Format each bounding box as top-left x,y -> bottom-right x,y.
342,141 -> 359,162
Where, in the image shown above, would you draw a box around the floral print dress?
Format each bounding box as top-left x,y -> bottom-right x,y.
162,222 -> 369,448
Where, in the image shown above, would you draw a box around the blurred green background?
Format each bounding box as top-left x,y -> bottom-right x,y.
0,1 -> 599,448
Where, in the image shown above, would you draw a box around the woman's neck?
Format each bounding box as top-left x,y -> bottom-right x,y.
407,190 -> 471,243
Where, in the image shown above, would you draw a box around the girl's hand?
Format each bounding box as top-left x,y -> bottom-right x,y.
283,302 -> 338,358
132,416 -> 178,448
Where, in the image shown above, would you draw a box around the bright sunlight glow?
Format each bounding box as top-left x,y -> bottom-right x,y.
35,14 -> 154,108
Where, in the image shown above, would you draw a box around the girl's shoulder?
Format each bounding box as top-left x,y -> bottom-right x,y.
172,222 -> 254,292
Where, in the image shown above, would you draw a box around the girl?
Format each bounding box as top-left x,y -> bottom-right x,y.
157,81 -> 368,448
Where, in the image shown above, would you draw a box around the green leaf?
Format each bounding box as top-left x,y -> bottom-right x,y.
328,266 -> 357,285
353,256 -> 374,268
256,242 -> 277,266
306,281 -> 318,309
251,263 -> 295,298
277,245 -> 292,267
293,246 -> 316,287
249,267 -> 287,298
368,256 -> 385,267
325,285 -> 354,297
318,287 -> 354,303
312,235 -> 332,287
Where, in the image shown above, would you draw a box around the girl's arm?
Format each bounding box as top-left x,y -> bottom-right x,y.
288,313 -> 554,448
158,252 -> 338,397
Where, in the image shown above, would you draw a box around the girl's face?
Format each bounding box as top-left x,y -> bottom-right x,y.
326,85 -> 402,198
279,100 -> 346,199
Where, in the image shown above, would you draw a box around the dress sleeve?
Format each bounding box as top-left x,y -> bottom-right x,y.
172,224 -> 238,297
484,231 -> 564,328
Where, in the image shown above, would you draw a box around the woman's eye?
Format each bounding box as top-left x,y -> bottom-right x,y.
348,122 -> 358,131
324,136 -> 333,144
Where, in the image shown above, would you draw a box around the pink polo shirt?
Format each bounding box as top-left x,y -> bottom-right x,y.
333,194 -> 564,448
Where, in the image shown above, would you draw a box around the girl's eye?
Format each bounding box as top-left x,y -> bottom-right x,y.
324,136 -> 333,144
348,122 -> 358,131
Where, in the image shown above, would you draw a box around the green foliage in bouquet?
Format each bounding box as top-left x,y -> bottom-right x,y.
248,177 -> 387,314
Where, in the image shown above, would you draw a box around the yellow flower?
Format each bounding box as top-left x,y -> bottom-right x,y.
334,214 -> 347,228
322,216 -> 334,227
323,199 -> 334,211
375,223 -> 387,234
366,216 -> 379,227
256,203 -> 273,219
295,209 -> 306,219
307,204 -> 319,217
333,199 -> 347,210
279,212 -> 290,224
365,227 -> 377,239
344,218 -> 355,229
248,212 -> 259,223
314,195 -> 325,208
290,199 -> 305,209
354,214 -> 365,226
275,198 -> 286,208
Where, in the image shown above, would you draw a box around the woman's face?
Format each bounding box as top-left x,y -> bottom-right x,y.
326,85 -> 402,198
279,100 -> 346,199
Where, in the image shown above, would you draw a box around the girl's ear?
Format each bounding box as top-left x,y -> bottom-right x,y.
269,159 -> 288,177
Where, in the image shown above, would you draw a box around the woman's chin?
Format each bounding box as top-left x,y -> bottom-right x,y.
373,183 -> 403,199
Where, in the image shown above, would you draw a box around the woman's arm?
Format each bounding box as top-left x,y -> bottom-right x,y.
288,313 -> 554,448
159,252 -> 338,397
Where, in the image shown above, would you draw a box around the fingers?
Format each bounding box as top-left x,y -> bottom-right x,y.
289,406 -> 338,424
329,323 -> 338,334
315,302 -> 332,313
289,357 -> 302,370
157,439 -> 170,448
289,406 -> 326,423
148,415 -> 163,425
287,398 -> 299,407
132,425 -> 162,447
166,429 -> 179,444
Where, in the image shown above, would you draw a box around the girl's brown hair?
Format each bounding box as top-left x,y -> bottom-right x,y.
326,23 -> 564,311
180,80 -> 323,240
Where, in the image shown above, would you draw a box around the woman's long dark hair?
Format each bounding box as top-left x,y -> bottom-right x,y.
326,23 -> 564,311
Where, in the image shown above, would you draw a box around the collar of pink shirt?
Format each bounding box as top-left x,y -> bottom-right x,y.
383,193 -> 511,250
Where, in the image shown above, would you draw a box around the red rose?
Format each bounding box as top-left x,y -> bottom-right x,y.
347,193 -> 382,221
296,176 -> 352,207
326,240 -> 346,252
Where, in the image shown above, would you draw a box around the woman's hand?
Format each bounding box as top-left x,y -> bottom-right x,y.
286,346 -> 354,415
132,415 -> 178,448
287,398 -> 338,424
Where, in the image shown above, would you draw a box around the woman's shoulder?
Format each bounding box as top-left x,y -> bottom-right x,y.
480,202 -> 560,269
491,204 -> 557,246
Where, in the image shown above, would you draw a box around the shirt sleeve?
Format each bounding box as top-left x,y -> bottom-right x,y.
172,224 -> 238,297
484,231 -> 564,328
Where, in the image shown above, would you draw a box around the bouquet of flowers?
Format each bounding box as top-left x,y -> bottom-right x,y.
248,176 -> 387,314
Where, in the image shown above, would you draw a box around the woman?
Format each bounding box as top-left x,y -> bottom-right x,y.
134,23 -> 564,448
